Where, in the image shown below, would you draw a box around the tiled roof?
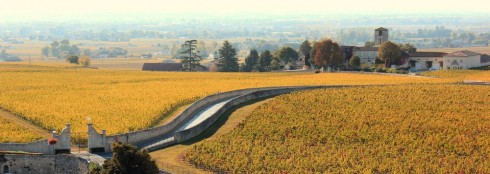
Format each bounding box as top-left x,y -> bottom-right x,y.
446,50 -> 481,57
375,27 -> 388,31
409,52 -> 446,57
142,63 -> 182,71
354,47 -> 379,51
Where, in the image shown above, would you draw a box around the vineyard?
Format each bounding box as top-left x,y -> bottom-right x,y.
186,84 -> 490,173
422,69 -> 489,81
0,64 -> 449,142
465,71 -> 490,82
0,116 -> 44,143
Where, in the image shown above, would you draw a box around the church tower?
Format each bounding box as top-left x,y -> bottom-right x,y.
375,27 -> 389,45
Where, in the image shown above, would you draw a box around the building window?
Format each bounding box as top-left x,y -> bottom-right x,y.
460,59 -> 463,63
3,165 -> 9,173
379,31 -> 382,36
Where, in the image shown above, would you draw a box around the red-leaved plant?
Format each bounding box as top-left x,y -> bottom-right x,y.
48,138 -> 58,145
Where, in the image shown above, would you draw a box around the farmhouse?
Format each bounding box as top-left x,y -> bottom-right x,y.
353,47 -> 378,64
349,27 -> 390,64
343,27 -> 490,70
408,52 -> 446,70
443,50 -> 490,70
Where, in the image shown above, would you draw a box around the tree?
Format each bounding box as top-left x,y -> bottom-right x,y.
270,59 -> 280,70
97,142 -> 158,174
66,55 -> 79,64
218,41 -> 239,72
82,49 -> 92,56
258,50 -> 273,72
60,39 -> 70,46
331,42 -> 344,69
378,41 -> 401,67
179,40 -> 202,71
309,41 -> 317,68
50,41 -> 60,57
42,46 -> 50,57
69,45 -> 80,55
364,41 -> 375,47
299,40 -> 312,67
314,39 -> 344,70
50,41 -> 59,48
398,43 -> 417,53
45,40 -> 81,58
314,39 -> 333,69
349,56 -> 361,70
278,46 -> 299,64
242,49 -> 259,72
79,55 -> 91,67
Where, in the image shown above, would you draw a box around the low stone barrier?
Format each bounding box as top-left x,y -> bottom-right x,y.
87,87 -> 288,152
0,153 -> 88,174
88,85 -> 352,152
173,86 -> 340,142
0,124 -> 71,155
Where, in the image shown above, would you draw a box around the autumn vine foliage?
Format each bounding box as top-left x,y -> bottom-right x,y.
0,65 -> 444,142
0,117 -> 44,143
186,85 -> 490,173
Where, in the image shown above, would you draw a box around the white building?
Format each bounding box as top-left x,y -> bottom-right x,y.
353,47 -> 378,64
443,50 -> 490,70
408,52 -> 446,70
409,50 -> 490,71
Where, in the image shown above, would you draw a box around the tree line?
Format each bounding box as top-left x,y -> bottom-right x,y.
180,38 -> 352,72
41,39 -> 128,59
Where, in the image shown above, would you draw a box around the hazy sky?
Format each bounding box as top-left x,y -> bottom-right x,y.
1,0 -> 489,21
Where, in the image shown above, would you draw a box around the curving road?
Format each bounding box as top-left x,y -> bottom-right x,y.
137,96 -> 241,151
177,97 -> 238,132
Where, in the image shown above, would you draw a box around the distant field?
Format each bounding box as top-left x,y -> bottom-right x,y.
0,37 -> 277,62
0,64 -> 447,142
186,85 -> 490,173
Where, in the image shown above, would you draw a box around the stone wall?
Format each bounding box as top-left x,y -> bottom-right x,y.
90,85 -> 351,152
88,86 -> 290,152
0,154 -> 88,174
0,124 -> 71,155
173,86 -> 337,142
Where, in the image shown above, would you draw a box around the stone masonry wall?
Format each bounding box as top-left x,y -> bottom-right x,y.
88,86 -> 290,152
0,124 -> 71,155
0,154 -> 88,174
